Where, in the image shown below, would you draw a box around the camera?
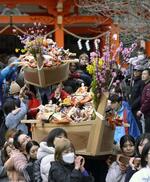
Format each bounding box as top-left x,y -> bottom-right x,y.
133,158 -> 141,168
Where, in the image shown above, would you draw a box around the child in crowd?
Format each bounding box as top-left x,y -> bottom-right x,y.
106,135 -> 135,182
48,137 -> 94,182
109,94 -> 140,144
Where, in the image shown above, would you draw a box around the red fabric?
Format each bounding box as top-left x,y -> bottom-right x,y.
49,90 -> 69,100
28,98 -> 40,118
60,90 -> 70,100
123,109 -> 128,134
70,72 -> 80,78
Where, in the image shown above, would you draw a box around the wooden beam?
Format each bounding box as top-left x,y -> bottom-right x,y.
62,0 -> 74,16
110,24 -> 120,64
0,15 -> 111,26
0,0 -> 58,16
0,0 -> 50,6
64,27 -> 101,34
146,41 -> 150,57
64,16 -> 112,26
0,16 -> 54,25
54,19 -> 64,48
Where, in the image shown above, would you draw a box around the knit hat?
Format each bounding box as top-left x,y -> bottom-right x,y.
134,65 -> 143,71
9,81 -> 21,95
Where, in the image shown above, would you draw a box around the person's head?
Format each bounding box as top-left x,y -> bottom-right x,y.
7,56 -> 18,65
142,68 -> 150,82
120,135 -> 135,157
69,63 -> 78,72
13,130 -> 31,152
133,69 -> 142,78
54,84 -> 63,98
46,128 -> 67,147
5,129 -> 17,148
26,140 -> 39,160
2,142 -> 15,162
9,81 -> 21,96
133,65 -> 143,78
136,133 -> 150,157
141,142 -> 150,168
54,138 -> 75,164
79,53 -> 89,66
3,99 -> 16,115
109,94 -> 122,111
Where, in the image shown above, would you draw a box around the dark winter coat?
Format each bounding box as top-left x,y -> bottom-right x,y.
130,77 -> 144,111
25,158 -> 42,182
140,81 -> 150,116
48,161 -> 94,182
125,166 -> 138,182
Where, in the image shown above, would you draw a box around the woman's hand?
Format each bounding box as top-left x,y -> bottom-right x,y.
116,154 -> 128,173
118,161 -> 127,173
129,157 -> 141,171
79,157 -> 85,172
75,156 -> 84,170
137,110 -> 142,117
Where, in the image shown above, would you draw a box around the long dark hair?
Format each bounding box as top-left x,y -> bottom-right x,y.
13,130 -> 23,150
46,128 -> 67,147
109,94 -> 122,103
120,135 -> 135,151
1,142 -> 12,164
3,99 -> 16,115
26,140 -> 39,154
141,142 -> 150,167
135,133 -> 150,157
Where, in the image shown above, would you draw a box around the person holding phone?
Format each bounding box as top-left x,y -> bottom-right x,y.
106,135 -> 135,182
129,142 -> 150,182
48,138 -> 94,182
125,133 -> 150,181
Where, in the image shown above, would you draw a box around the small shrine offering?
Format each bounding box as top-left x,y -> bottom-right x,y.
18,24 -> 78,87
37,83 -> 94,124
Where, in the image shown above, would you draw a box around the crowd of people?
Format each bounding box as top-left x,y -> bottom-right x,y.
0,48 -> 150,182
0,127 -> 94,182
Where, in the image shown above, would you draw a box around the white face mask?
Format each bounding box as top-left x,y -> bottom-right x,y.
62,152 -> 75,164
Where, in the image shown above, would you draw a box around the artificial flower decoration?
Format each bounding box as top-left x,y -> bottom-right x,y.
87,49 -> 115,108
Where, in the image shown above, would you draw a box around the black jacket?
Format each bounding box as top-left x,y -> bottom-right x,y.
129,77 -> 144,111
25,158 -> 42,182
48,161 -> 94,182
125,166 -> 138,182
